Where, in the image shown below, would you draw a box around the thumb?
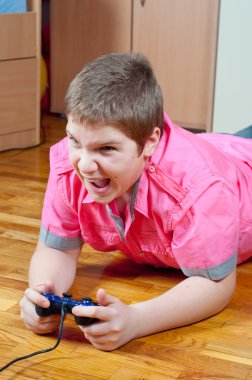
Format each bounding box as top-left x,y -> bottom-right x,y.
96,288 -> 121,306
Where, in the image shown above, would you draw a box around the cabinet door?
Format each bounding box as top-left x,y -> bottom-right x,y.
0,12 -> 36,60
133,0 -> 219,131
0,59 -> 37,151
50,0 -> 132,113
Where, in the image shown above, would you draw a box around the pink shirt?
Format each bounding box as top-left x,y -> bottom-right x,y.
40,114 -> 252,280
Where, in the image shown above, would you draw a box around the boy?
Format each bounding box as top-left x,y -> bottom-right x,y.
20,53 -> 252,351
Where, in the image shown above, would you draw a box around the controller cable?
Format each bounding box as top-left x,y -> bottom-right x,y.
0,304 -> 65,372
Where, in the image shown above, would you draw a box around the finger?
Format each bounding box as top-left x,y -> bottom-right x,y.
83,334 -> 108,350
24,317 -> 60,334
84,331 -> 120,351
24,288 -> 50,308
85,333 -> 115,344
21,299 -> 61,324
72,305 -> 116,322
96,288 -> 121,306
21,305 -> 60,333
80,321 -> 111,336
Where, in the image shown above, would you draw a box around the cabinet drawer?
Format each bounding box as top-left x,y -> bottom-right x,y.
0,58 -> 37,138
0,12 -> 36,60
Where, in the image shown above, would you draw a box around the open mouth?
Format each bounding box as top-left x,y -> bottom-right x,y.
88,178 -> 111,189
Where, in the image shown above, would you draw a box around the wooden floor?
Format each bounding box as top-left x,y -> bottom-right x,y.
0,114 -> 251,379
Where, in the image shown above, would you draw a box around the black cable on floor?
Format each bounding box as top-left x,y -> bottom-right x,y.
0,305 -> 65,372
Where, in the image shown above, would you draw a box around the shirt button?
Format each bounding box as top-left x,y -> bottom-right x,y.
139,252 -> 145,257
166,248 -> 170,253
149,165 -> 155,173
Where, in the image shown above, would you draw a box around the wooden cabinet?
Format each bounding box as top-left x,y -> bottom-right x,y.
50,0 -> 220,132
0,0 -> 41,151
50,0 -> 132,113
132,0 -> 219,132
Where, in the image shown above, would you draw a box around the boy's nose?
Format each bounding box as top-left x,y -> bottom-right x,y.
78,152 -> 98,174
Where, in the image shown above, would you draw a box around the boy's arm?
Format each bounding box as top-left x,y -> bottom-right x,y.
72,269 -> 236,351
20,240 -> 81,334
131,269 -> 236,335
29,240 -> 81,294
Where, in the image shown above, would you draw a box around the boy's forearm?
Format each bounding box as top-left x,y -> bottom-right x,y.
130,270 -> 236,339
28,240 -> 81,295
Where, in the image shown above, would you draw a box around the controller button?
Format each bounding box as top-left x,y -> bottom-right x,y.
83,296 -> 92,302
63,292 -> 72,298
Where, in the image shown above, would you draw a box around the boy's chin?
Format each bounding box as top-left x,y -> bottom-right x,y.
88,191 -> 116,204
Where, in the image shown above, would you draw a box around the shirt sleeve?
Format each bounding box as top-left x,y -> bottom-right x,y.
39,147 -> 84,251
171,179 -> 239,280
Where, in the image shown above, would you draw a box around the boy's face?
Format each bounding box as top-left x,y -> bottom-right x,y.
66,115 -> 160,204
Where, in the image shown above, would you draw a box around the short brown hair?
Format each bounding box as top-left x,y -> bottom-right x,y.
65,52 -> 164,152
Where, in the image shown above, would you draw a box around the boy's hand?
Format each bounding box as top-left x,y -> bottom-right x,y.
19,281 -> 61,334
72,288 -> 138,351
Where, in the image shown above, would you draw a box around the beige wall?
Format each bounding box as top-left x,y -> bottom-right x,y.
212,0 -> 252,133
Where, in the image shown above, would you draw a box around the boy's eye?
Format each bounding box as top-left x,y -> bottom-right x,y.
68,135 -> 79,145
100,146 -> 116,152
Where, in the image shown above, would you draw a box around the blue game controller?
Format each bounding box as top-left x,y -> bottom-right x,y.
35,292 -> 98,325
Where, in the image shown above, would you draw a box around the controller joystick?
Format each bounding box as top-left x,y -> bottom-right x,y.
35,293 -> 98,325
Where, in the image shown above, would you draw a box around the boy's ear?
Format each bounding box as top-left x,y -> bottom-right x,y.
143,127 -> 161,158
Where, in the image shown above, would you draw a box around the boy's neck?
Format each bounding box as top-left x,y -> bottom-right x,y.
115,193 -> 130,220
